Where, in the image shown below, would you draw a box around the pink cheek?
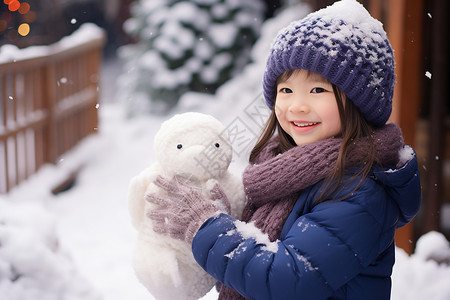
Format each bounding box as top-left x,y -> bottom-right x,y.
274,105 -> 282,117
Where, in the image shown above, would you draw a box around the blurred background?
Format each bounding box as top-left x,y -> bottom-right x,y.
0,0 -> 133,54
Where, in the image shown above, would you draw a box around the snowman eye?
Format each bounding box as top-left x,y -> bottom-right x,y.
215,143 -> 220,148
177,144 -> 183,149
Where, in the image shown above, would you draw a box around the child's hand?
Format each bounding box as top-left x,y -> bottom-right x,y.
146,175 -> 230,244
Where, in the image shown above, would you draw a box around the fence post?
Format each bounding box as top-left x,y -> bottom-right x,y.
88,48 -> 101,134
1,76 -> 10,192
43,62 -> 58,164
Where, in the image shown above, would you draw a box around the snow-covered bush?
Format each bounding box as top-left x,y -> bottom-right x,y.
119,0 -> 266,114
0,200 -> 101,300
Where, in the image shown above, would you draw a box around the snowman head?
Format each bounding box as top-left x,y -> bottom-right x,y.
154,112 -> 233,181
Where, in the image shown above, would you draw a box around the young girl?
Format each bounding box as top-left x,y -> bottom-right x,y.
147,0 -> 422,299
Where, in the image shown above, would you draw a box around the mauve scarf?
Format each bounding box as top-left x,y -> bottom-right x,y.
218,123 -> 404,300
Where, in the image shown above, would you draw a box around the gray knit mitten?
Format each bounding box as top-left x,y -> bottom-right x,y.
146,176 -> 231,244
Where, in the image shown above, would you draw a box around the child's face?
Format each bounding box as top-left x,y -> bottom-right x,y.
275,69 -> 341,146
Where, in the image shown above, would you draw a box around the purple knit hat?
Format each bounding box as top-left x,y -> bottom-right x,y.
263,0 -> 395,126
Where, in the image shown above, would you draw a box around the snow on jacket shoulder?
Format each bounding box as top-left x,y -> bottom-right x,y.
192,153 -> 421,300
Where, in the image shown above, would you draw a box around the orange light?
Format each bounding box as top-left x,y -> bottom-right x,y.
18,23 -> 29,36
4,0 -> 14,4
8,0 -> 20,11
18,2 -> 30,14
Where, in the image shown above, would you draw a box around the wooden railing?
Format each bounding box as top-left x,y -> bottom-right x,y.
0,24 -> 105,193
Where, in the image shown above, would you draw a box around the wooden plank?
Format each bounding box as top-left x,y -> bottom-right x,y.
12,73 -> 18,124
386,0 -> 405,125
4,138 -> 10,192
14,74 -> 23,185
44,62 -> 58,164
23,70 -> 33,179
1,76 -> 7,132
24,129 -> 32,180
423,0 -> 448,233
0,141 -> 6,193
9,136 -> 18,189
0,56 -> 48,73
34,128 -> 44,173
369,0 -> 382,19
397,0 -> 423,146
32,68 -> 44,174
382,0 -> 424,254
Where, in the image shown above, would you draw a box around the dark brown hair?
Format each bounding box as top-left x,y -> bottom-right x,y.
249,70 -> 376,203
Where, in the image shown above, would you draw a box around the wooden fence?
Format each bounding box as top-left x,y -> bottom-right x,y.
0,27 -> 105,193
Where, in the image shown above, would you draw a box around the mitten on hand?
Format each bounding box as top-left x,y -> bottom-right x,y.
372,123 -> 404,165
146,176 -> 231,244
345,123 -> 404,167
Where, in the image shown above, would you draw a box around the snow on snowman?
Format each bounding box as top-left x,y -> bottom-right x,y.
127,112 -> 246,300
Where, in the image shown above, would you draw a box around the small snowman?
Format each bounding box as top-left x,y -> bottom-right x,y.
127,112 -> 245,300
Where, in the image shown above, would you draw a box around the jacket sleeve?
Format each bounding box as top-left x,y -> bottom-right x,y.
192,180 -> 393,300
373,152 -> 421,227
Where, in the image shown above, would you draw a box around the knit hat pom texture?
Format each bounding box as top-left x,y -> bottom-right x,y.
263,0 -> 395,126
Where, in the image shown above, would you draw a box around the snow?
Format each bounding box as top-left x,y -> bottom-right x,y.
172,2 -> 209,28
227,220 -> 279,254
1,2 -> 450,300
0,23 -> 104,64
392,234 -> 450,300
414,231 -> 450,263
315,0 -> 383,31
208,24 -> 238,48
0,201 -> 102,300
398,145 -> 415,167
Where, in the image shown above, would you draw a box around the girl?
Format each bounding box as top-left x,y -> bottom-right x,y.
147,0 -> 422,299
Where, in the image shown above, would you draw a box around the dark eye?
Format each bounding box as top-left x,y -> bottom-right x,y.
215,143 -> 220,148
279,87 -> 293,94
177,144 -> 183,149
311,87 -> 326,93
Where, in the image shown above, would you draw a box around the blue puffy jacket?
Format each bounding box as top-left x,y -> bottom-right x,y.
192,154 -> 421,299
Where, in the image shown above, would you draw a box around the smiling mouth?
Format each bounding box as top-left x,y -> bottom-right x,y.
292,122 -> 319,127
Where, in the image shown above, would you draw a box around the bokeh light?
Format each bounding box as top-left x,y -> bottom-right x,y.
8,0 -> 20,11
18,23 -> 29,36
18,2 -> 29,14
2,1 -> 35,41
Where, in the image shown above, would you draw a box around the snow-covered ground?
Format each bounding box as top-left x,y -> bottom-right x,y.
1,3 -> 450,300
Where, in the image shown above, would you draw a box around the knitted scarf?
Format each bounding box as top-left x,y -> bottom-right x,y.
218,123 -> 404,300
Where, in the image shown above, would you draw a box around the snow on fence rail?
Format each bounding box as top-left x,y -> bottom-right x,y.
0,24 -> 105,194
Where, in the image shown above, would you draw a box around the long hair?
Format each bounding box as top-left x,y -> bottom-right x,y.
248,109 -> 294,163
249,71 -> 376,203
317,85 -> 376,203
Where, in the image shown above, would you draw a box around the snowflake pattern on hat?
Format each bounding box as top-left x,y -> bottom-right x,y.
263,0 -> 395,126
